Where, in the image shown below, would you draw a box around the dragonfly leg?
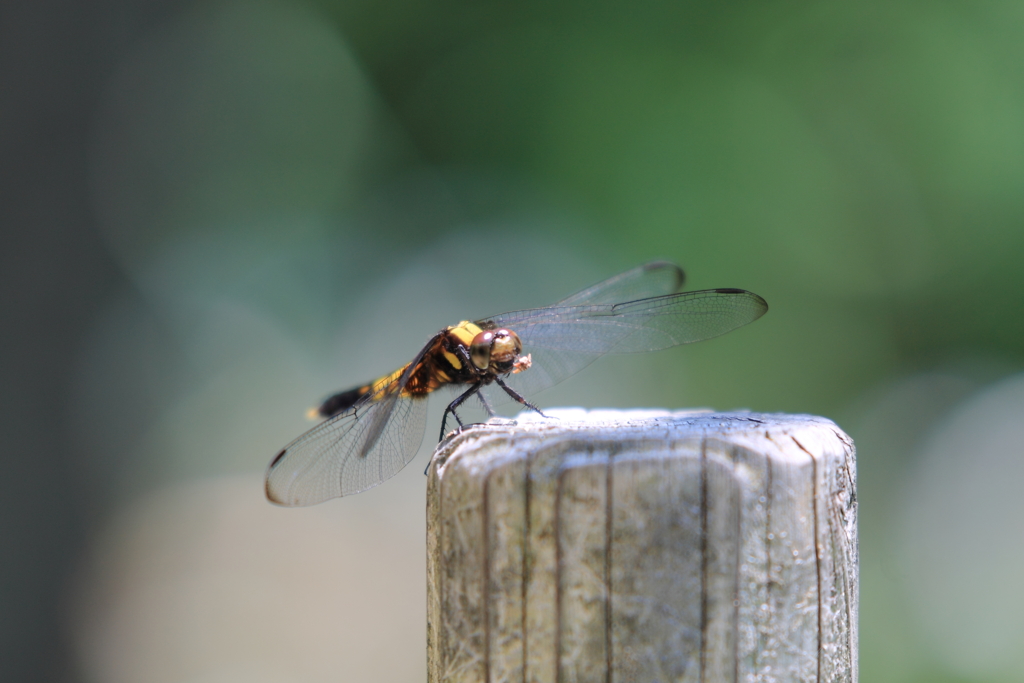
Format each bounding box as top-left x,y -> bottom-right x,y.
453,342 -> 475,368
493,377 -> 549,418
453,342 -> 499,419
477,389 -> 497,418
439,383 -> 482,443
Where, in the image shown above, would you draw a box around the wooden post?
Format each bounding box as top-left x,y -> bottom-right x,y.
426,410 -> 857,683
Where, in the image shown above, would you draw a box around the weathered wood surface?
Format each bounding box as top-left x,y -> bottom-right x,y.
426,409 -> 858,683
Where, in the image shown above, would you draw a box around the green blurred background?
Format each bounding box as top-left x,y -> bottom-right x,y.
4,1 -> 1024,681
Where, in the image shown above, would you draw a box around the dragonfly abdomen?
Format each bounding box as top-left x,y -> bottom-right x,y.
314,385 -> 373,419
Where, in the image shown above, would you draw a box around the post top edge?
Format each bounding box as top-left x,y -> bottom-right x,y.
432,408 -> 851,473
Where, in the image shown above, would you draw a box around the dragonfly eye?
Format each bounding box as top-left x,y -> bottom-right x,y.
469,329 -> 523,372
469,331 -> 495,370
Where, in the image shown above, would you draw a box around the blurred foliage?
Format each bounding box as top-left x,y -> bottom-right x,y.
316,0 -> 1024,373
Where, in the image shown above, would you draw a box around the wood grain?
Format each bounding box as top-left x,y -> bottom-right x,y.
426,410 -> 858,683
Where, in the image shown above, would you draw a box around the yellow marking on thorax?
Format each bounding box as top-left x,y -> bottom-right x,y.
443,321 -> 483,370
448,321 -> 483,345
442,349 -> 462,369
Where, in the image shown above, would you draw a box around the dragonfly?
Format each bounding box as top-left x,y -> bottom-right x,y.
265,261 -> 768,506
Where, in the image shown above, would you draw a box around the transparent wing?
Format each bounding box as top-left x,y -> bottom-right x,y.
483,288 -> 768,401
265,378 -> 429,507
552,260 -> 685,306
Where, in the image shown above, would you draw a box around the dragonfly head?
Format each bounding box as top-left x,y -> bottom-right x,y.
469,328 -> 524,374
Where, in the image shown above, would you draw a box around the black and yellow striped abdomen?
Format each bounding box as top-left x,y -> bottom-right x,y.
312,321 -> 487,419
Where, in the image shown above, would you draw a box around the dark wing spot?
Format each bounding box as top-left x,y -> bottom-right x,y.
268,447 -> 287,469
265,452 -> 288,504
644,260 -> 686,291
